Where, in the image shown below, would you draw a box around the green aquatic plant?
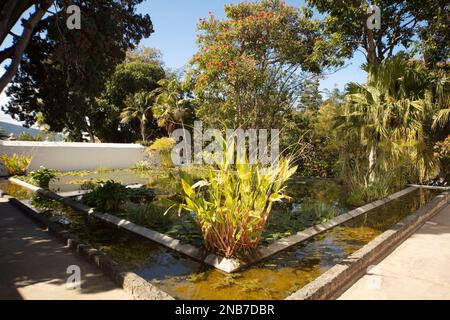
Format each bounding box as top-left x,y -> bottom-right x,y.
175,140 -> 297,258
30,194 -> 60,211
128,201 -> 175,231
1,153 -> 33,176
186,272 -> 208,283
83,180 -> 129,212
95,167 -> 114,174
131,160 -> 153,172
127,187 -> 156,203
29,167 -> 58,189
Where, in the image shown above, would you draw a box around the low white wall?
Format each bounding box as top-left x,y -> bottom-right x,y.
0,141 -> 147,176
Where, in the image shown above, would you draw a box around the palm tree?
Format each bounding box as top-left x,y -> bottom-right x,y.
150,78 -> 190,135
341,54 -> 430,182
430,69 -> 449,129
120,91 -> 154,142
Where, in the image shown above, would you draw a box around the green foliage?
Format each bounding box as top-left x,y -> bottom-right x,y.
337,54 -> 446,184
128,202 -> 175,231
83,180 -> 129,212
131,161 -> 153,172
147,137 -> 176,167
345,167 -> 407,207
150,78 -> 194,135
3,2 -> 154,141
189,0 -> 344,129
17,132 -> 58,142
29,167 -> 58,189
434,135 -> 450,181
30,194 -> 60,211
96,60 -> 166,142
263,202 -> 338,243
307,0 -> 449,65
175,140 -> 297,258
0,153 -> 33,176
121,91 -> 155,142
282,87 -> 344,178
127,187 -> 156,203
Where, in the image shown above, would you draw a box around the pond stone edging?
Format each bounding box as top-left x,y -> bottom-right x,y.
285,191 -> 450,300
7,196 -> 174,300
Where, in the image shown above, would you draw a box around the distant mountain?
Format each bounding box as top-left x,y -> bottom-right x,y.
0,121 -> 41,137
0,121 -> 63,141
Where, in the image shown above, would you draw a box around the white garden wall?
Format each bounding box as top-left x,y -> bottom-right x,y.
0,141 -> 147,176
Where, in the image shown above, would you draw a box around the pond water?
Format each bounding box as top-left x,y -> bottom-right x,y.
48,169 -> 354,245
0,176 -> 440,299
139,187 -> 437,299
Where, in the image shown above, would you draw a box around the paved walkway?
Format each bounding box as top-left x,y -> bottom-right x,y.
339,203 -> 450,300
0,197 -> 132,300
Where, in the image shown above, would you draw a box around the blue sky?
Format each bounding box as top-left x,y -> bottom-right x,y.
1,0 -> 368,125
136,0 -> 368,91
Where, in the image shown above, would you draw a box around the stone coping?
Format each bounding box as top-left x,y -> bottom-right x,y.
7,196 -> 173,300
0,140 -> 145,148
286,191 -> 450,300
9,177 -> 420,273
407,184 -> 450,190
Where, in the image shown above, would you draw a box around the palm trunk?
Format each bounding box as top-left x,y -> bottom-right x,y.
368,144 -> 377,183
141,119 -> 147,142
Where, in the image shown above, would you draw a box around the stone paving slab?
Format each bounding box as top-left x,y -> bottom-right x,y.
338,203 -> 450,300
0,197 -> 132,300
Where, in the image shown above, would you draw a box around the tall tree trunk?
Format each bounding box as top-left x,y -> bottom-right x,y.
141,119 -> 147,142
88,129 -> 96,143
368,144 -> 378,183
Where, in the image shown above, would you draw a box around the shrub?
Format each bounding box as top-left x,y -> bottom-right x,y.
29,167 -> 58,189
146,137 -> 175,167
0,153 -> 33,176
175,142 -> 297,258
83,180 -> 129,212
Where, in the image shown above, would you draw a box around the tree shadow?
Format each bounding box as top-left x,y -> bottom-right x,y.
0,199 -> 127,300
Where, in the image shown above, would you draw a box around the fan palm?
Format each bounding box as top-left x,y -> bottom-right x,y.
120,91 -> 154,142
151,79 -> 190,135
340,54 -> 432,182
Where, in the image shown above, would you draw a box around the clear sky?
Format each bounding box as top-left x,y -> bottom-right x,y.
1,0 -> 368,125
136,0 -> 368,91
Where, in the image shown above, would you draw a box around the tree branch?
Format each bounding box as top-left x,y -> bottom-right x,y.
0,1 -> 52,93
